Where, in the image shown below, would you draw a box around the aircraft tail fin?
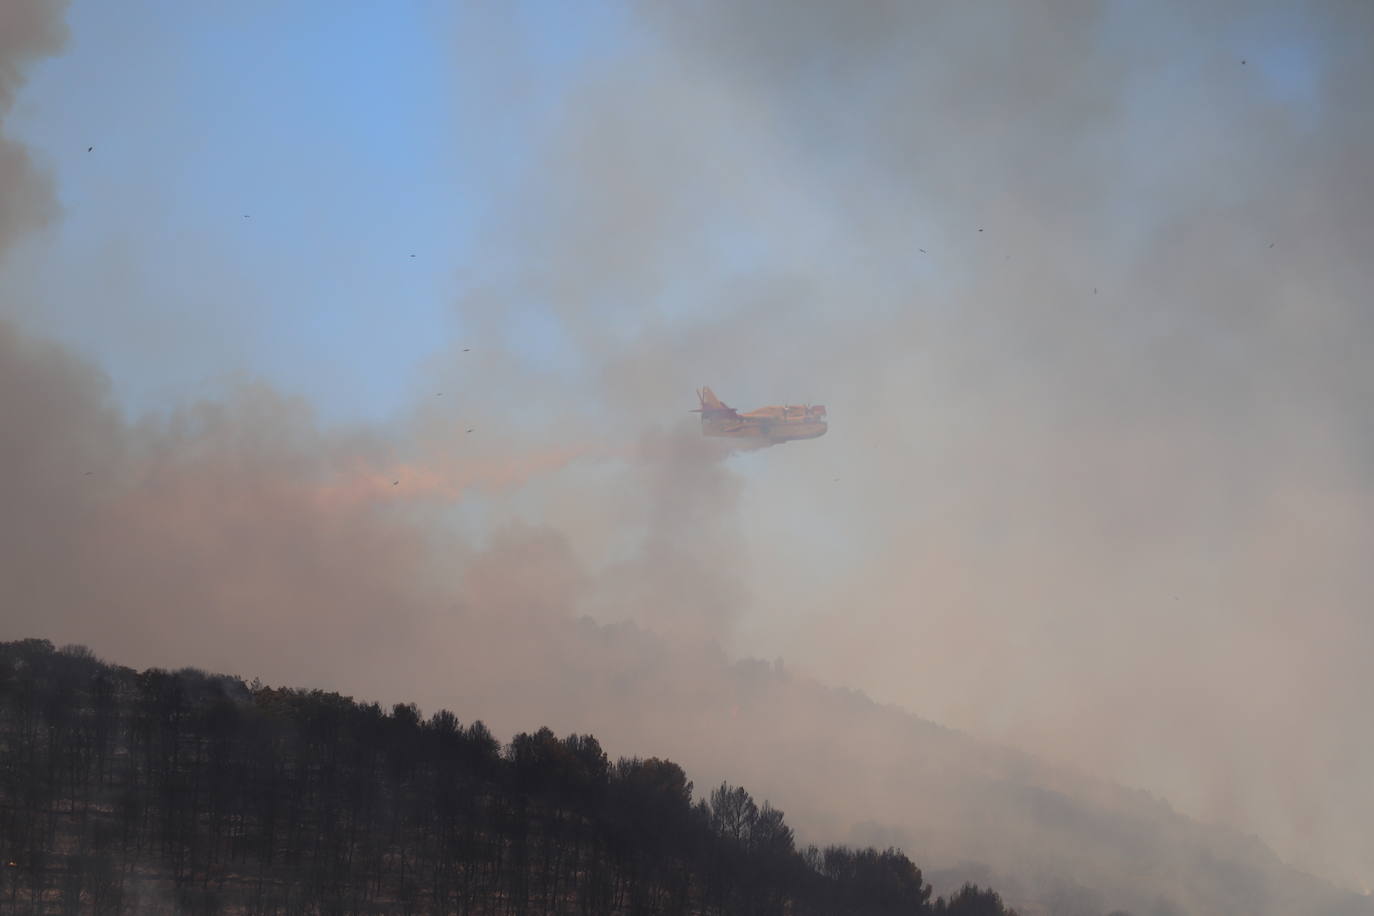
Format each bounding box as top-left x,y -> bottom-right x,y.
694,386 -> 736,415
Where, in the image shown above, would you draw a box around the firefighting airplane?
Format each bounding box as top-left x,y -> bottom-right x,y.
692,386 -> 828,443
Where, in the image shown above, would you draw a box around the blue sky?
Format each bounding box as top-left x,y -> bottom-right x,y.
5,0 -> 631,423
5,0 -> 1322,427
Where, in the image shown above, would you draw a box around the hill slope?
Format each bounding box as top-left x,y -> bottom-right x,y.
396,609 -> 1374,916
0,638 -> 1016,915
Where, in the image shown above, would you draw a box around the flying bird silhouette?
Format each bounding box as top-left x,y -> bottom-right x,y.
87,146 -> 93,152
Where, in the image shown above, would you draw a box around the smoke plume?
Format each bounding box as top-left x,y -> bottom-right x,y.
0,0 -> 67,256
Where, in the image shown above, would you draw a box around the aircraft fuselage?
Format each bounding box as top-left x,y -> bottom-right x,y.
701,417 -> 828,442
694,387 -> 828,443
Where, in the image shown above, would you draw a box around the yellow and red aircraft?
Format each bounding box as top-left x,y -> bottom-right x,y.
692,387 -> 828,443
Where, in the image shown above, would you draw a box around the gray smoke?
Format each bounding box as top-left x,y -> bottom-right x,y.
0,0 -> 68,256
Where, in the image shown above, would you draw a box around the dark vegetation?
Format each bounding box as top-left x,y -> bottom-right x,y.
0,638 -> 1020,915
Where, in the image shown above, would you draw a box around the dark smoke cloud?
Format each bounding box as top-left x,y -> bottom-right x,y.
7,308 -> 1365,915
587,0 -> 1374,891
0,0 -> 68,256
1,312 -> 1370,912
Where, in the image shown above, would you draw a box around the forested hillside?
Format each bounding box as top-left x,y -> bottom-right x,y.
0,639 -> 1019,915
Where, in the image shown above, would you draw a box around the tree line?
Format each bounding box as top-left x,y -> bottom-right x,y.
0,638 -> 1019,915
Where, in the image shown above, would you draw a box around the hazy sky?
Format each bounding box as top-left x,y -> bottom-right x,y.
4,0 -> 1374,905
